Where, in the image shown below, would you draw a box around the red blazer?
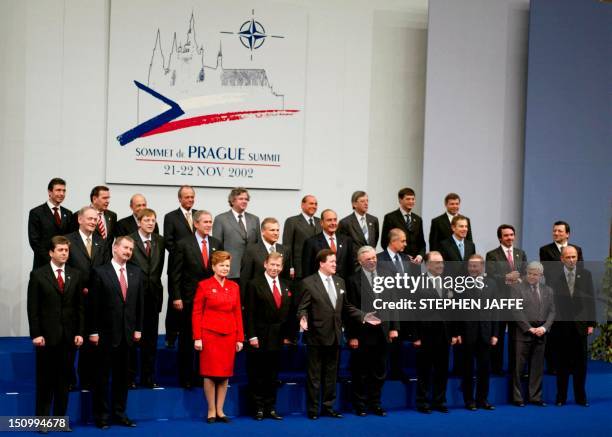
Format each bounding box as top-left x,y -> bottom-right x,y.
192,276 -> 244,341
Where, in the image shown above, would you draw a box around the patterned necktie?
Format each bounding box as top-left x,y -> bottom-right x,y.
144,240 -> 151,257
329,236 -> 337,253
309,217 -> 315,229
394,254 -> 404,273
361,216 -> 368,240
56,269 -> 64,293
97,213 -> 107,239
238,214 -> 247,238
85,237 -> 92,257
269,245 -> 275,253
272,279 -> 282,309
567,270 -> 575,297
52,207 -> 61,226
119,267 -> 128,301
506,248 -> 515,270
405,213 -> 413,231
457,241 -> 465,259
185,211 -> 193,231
201,238 -> 208,268
325,277 -> 337,308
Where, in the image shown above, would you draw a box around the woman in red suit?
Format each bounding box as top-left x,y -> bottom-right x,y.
192,250 -> 244,423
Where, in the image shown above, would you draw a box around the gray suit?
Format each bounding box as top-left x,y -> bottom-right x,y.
282,214 -> 321,279
213,210 -> 260,279
511,281 -> 555,403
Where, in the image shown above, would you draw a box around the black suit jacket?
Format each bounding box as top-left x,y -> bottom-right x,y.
302,233 -> 353,279
381,209 -> 426,259
240,241 -> 291,288
244,275 -> 295,350
65,231 -> 110,287
376,249 -> 411,275
282,214 -> 321,278
549,268 -> 595,337
71,209 -> 117,252
439,237 -> 476,276
90,262 -> 144,347
115,215 -> 159,238
485,246 -> 527,297
345,267 -> 399,345
411,282 -> 457,342
539,242 -> 584,284
297,273 -> 362,346
129,232 -> 166,312
163,208 -> 196,254
338,213 -> 380,264
28,203 -> 73,268
169,234 -> 223,304
27,264 -> 84,346
429,213 -> 473,252
457,277 -> 499,345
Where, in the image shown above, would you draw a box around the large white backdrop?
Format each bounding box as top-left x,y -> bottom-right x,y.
107,0 -> 307,189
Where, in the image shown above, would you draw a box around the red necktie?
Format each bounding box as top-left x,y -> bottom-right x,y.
97,213 -> 107,239
52,207 -> 61,226
201,238 -> 208,268
329,236 -> 337,253
144,240 -> 151,257
506,248 -> 514,270
56,269 -> 64,293
272,279 -> 281,309
119,267 -> 127,301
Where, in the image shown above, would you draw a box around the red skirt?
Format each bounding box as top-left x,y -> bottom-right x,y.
199,328 -> 237,377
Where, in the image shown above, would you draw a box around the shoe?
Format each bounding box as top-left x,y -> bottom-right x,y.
216,415 -> 231,423
321,409 -> 343,418
114,417 -> 136,427
370,407 -> 387,417
254,410 -> 264,421
95,421 -> 110,430
355,409 -> 367,417
307,413 -> 318,420
477,403 -> 495,411
180,382 -> 192,389
433,405 -> 449,413
265,410 -> 283,420
513,401 -> 525,407
576,401 -> 590,407
465,403 -> 477,411
530,401 -> 546,407
165,339 -> 176,349
38,428 -> 48,434
417,406 -> 432,414
206,417 -> 216,424
556,401 -> 565,407
127,382 -> 137,390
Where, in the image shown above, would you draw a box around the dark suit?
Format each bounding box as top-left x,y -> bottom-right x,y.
439,237 -> 475,276
90,262 -> 144,423
381,209 -> 426,275
240,241 -> 291,296
338,213 -> 380,266
127,232 -> 165,385
302,233 -> 353,279
115,215 -> 159,238
485,246 -> 527,374
282,214 -> 321,279
345,267 -> 398,411
297,273 -> 363,415
27,264 -> 84,416
213,210 -> 260,279
163,207 -> 196,345
245,275 -> 295,412
457,277 -> 499,406
412,280 -> 456,409
428,213 -> 473,252
28,203 -> 73,268
169,234 -> 222,386
550,268 -> 595,404
65,231 -> 110,388
510,282 -> 555,404
74,209 -> 117,252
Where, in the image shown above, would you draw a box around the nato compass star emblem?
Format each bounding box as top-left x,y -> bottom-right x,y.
221,9 -> 284,60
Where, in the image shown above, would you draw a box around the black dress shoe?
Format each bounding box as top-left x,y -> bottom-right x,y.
513,401 -> 525,407
321,410 -> 343,418
254,410 -> 264,421
433,405 -> 449,413
127,382 -> 137,390
555,401 -> 565,407
355,409 -> 367,417
466,403 -> 477,411
307,413 -> 318,420
216,415 -> 231,423
370,407 -> 387,417
38,428 -> 48,434
206,417 -> 216,424
576,401 -> 590,407
114,417 -> 136,427
530,401 -> 547,407
265,410 -> 283,420
180,382 -> 193,389
477,403 -> 495,411
417,406 -> 432,414
95,421 -> 110,430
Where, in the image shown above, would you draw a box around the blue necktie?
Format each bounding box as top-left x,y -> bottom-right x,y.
458,241 -> 464,259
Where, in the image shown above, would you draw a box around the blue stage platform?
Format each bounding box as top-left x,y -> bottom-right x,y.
1,336 -> 611,434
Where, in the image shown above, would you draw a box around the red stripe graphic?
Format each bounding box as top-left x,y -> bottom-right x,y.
140,109 -> 300,138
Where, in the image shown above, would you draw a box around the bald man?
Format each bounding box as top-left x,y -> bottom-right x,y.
115,194 -> 159,237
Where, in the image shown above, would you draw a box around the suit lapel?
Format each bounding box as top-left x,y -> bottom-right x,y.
105,264 -> 124,302
44,265 -> 62,294
314,274 -> 335,309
